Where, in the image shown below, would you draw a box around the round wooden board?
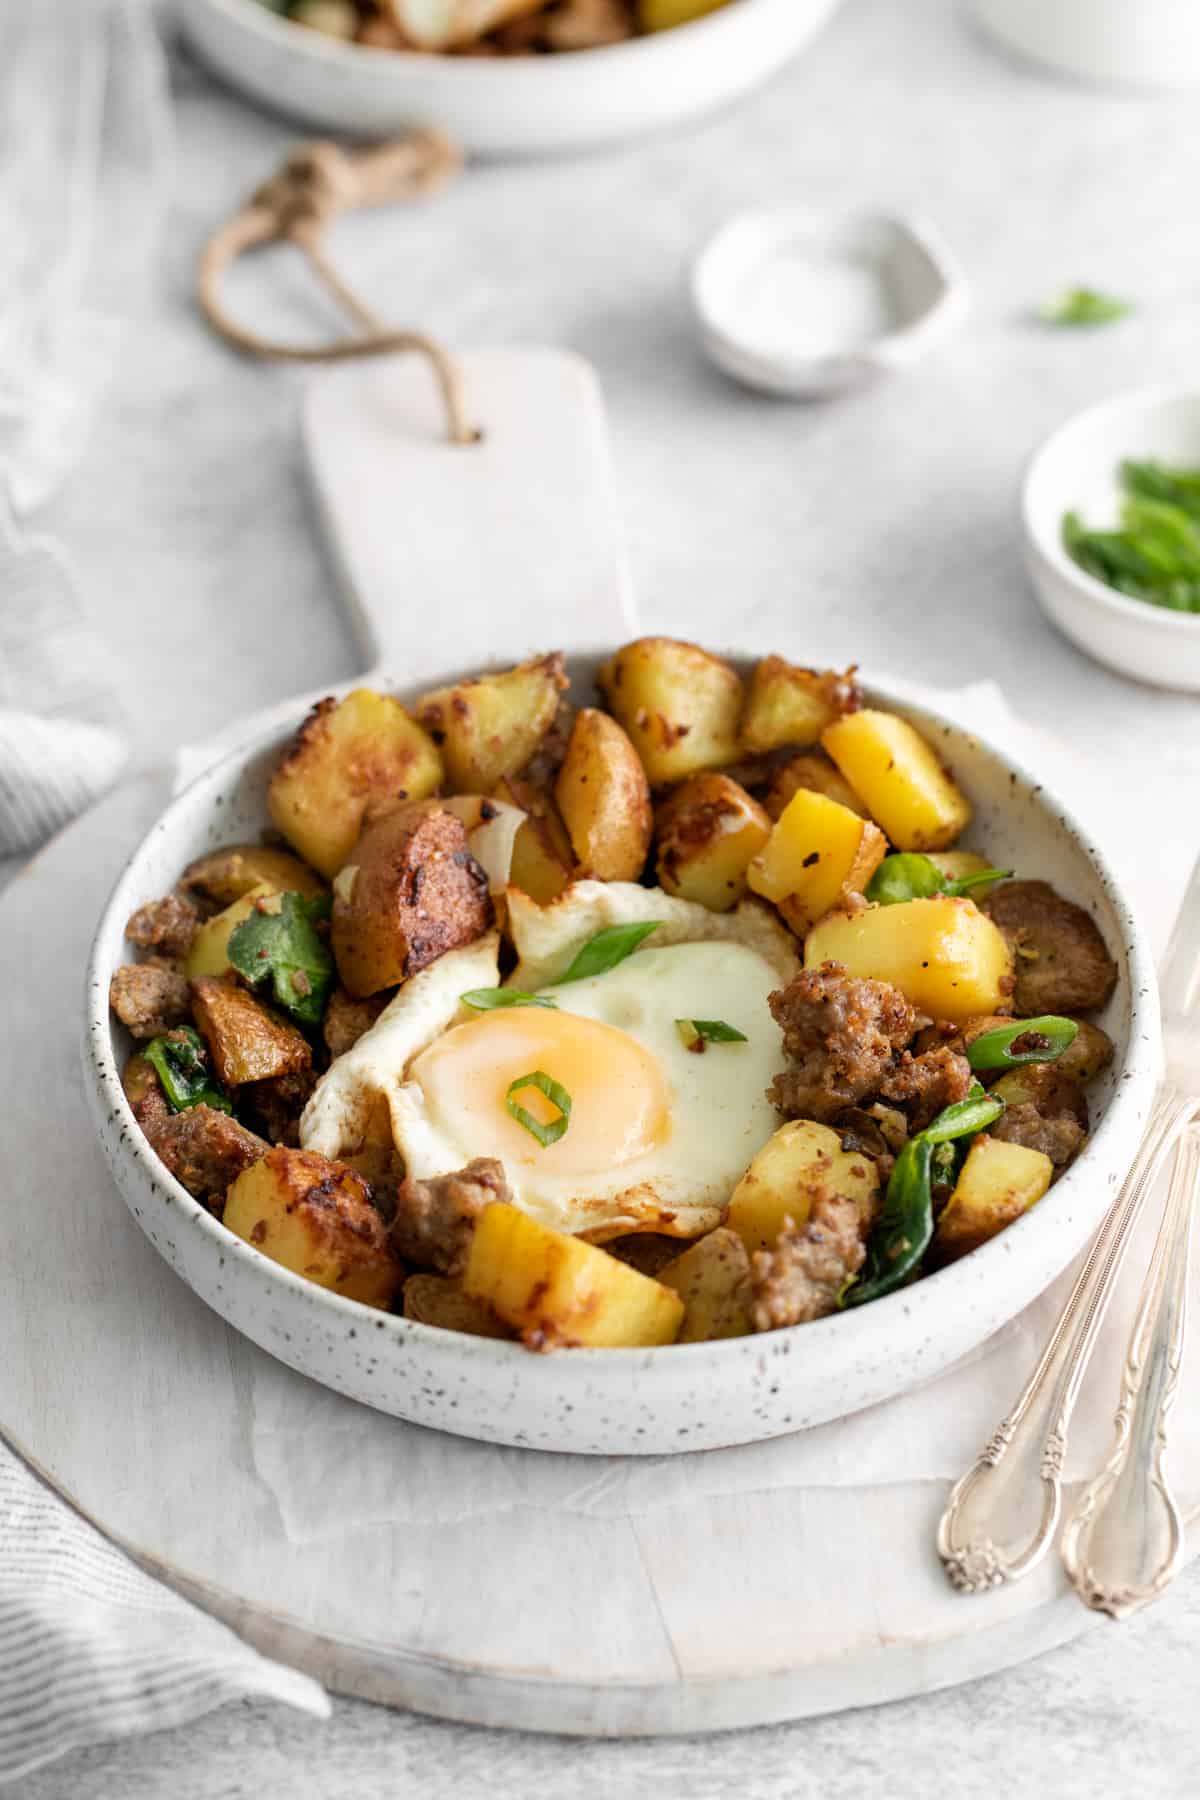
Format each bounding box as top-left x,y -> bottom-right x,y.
5,776 -> 1196,1737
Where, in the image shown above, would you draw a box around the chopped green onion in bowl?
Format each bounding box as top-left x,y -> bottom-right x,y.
1038,287 -> 1132,328
1062,459 -> 1200,614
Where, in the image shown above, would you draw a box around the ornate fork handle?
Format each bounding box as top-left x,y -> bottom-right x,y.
1060,1126 -> 1200,1617
937,1092 -> 1198,1594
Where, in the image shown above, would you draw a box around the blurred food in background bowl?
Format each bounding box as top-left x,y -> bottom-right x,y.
181,0 -> 846,154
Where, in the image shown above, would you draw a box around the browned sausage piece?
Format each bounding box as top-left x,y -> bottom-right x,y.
124,893 -> 199,959
109,962 -> 191,1040
747,1191 -> 873,1331
768,963 -> 916,1123
991,1065 -> 1089,1169
323,986 -> 389,1059
983,880 -> 1117,1017
141,1103 -> 269,1216
390,1157 -> 511,1275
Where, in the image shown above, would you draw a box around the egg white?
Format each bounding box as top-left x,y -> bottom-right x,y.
389,938 -> 785,1240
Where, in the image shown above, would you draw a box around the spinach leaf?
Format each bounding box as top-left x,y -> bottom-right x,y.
227,890 -> 335,1027
842,1084 -> 1004,1308
554,921 -> 662,986
866,853 -> 1011,907
144,1026 -> 233,1116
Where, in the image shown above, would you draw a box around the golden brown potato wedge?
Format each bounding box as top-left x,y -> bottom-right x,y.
184,883 -> 277,981
657,1228 -> 753,1342
554,708 -> 652,882
727,1120 -> 880,1254
762,751 -> 866,822
224,1146 -> 403,1308
402,1273 -> 514,1339
805,896 -> 1013,1023
268,689 -> 444,879
462,1203 -> 683,1348
654,773 -> 771,913
740,658 -> 860,755
597,637 -> 742,786
183,844 -> 325,905
933,1135 -> 1052,1263
331,800 -> 493,998
495,774 -> 577,903
415,653 -> 568,794
190,977 -> 312,1087
821,709 -> 971,852
748,788 -> 886,935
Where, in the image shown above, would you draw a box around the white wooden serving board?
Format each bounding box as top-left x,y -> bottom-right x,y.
5,780 -> 1199,1735
9,347 -> 1197,1732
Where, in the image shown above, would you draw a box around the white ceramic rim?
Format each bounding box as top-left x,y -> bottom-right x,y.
202,0 -> 775,80
688,208 -> 969,389
1022,383 -> 1200,638
83,658 -> 1161,1407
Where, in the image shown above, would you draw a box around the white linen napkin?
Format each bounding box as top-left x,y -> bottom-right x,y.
0,1443 -> 329,1788
0,0 -> 173,879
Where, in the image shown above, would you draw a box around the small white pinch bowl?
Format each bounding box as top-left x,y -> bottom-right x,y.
180,0 -> 845,158
690,209 -> 968,398
1023,386 -> 1200,692
84,650 -> 1158,1456
971,0 -> 1200,90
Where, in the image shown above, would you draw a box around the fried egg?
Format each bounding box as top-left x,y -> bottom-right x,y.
390,937 -> 785,1239
300,882 -> 796,1240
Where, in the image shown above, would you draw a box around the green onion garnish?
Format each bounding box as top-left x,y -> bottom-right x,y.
460,989 -> 558,1012
967,1015 -> 1078,1072
674,1018 -> 748,1053
1038,287 -> 1132,328
554,921 -> 663,986
506,1070 -> 572,1148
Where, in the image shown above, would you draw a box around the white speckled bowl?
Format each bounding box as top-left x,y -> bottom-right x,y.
181,0 -> 845,158
83,652 -> 1159,1455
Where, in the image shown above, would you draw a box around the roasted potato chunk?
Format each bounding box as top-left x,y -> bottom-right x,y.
415,653 -> 568,794
268,689 -> 444,879
597,637 -> 742,786
982,880 -> 1118,1017
763,752 -> 866,822
190,977 -> 312,1087
654,772 -> 771,913
402,1273 -> 514,1339
331,800 -> 493,998
184,883 -> 277,981
933,1135 -> 1053,1263
183,844 -> 325,905
462,1203 -> 683,1348
658,1228 -> 752,1341
554,708 -> 652,882
495,775 -> 577,903
822,709 -> 971,851
727,1119 -> 880,1254
805,896 -> 1013,1023
1055,1019 -> 1115,1084
739,658 -> 859,756
224,1146 -> 402,1309
748,788 -> 886,935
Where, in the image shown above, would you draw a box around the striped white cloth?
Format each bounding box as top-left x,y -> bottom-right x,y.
0,3 -> 331,1783
0,1444 -> 329,1786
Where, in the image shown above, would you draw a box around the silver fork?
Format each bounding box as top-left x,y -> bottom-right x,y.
937,856 -> 1200,1607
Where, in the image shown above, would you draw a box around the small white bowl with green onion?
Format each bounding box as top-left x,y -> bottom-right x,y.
1022,386 -> 1200,692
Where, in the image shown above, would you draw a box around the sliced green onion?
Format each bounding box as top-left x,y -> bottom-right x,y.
460,988 -> 558,1012
1038,287 -> 1132,328
674,1018 -> 748,1052
967,1015 -> 1078,1072
506,1070 -> 572,1148
944,867 -> 1013,898
867,852 -> 1012,907
554,921 -> 662,986
921,1086 -> 1004,1144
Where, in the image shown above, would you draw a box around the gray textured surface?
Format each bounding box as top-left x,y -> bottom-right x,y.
29,0 -> 1200,1790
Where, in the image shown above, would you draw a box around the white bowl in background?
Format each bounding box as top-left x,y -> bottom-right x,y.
971,0 -> 1200,90
179,0 -> 845,156
1022,386 -> 1200,693
689,208 -> 968,398
83,649 -> 1159,1456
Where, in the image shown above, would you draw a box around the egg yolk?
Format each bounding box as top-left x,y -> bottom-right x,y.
408,1008 -> 672,1172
